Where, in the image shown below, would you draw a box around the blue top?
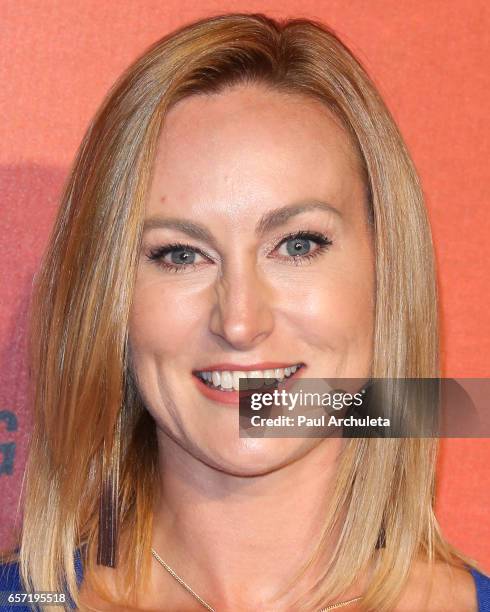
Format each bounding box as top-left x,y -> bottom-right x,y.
0,550 -> 489,611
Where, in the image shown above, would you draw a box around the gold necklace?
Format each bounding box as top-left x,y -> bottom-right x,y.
151,547 -> 362,611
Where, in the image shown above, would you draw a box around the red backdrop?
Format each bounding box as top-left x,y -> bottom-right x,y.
1,1 -> 488,569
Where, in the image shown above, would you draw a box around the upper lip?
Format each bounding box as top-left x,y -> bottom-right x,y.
193,362 -> 304,372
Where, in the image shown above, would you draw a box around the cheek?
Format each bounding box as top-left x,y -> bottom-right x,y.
280,250 -> 374,350
128,275 -> 207,358
302,282 -> 371,344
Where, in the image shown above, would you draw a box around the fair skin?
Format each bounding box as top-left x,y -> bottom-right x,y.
79,85 -> 477,611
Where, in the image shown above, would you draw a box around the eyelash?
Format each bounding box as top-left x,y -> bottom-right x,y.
146,230 -> 333,273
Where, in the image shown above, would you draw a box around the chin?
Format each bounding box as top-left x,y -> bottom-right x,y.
194,435 -> 320,477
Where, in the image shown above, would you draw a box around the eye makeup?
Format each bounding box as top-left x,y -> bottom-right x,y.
144,229 -> 334,273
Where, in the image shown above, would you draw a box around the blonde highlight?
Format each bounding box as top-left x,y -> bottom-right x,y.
3,12 -> 480,611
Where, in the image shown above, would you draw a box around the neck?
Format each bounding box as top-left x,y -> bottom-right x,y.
151,432 -> 347,609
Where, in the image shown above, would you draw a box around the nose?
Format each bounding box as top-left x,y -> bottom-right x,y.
209,259 -> 275,350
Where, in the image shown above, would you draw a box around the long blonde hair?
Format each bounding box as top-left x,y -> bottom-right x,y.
4,12 -> 478,611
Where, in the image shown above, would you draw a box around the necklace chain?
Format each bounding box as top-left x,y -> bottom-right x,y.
151,547 -> 362,611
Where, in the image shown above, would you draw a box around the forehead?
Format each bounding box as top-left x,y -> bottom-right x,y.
148,84 -> 365,218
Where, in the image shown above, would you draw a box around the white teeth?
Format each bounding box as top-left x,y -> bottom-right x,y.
247,370 -> 264,389
197,364 -> 302,392
274,368 -> 284,380
220,371 -> 233,389
232,371 -> 247,391
263,369 -> 276,386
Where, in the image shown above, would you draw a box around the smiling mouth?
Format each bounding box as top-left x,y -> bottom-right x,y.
193,364 -> 305,393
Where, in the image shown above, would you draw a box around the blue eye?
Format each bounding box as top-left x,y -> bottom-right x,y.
146,230 -> 333,273
284,237 -> 311,256
167,247 -> 197,265
147,243 -> 208,272
276,231 -> 332,262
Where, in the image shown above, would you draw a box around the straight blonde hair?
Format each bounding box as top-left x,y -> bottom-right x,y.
4,12 -> 479,611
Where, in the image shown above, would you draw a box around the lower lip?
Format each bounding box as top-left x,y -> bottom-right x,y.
192,367 -> 305,405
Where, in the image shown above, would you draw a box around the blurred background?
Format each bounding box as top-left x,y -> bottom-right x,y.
0,0 -> 488,569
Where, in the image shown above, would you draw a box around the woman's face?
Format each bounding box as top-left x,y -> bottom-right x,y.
128,84 -> 375,475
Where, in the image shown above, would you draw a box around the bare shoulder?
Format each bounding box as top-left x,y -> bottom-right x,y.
394,558 -> 478,612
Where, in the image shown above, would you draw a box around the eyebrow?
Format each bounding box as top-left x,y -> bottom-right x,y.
142,200 -> 341,246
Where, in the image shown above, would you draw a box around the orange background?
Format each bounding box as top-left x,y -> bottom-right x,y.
0,1 -> 488,568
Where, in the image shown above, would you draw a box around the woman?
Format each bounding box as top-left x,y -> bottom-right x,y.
1,12 -> 488,611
